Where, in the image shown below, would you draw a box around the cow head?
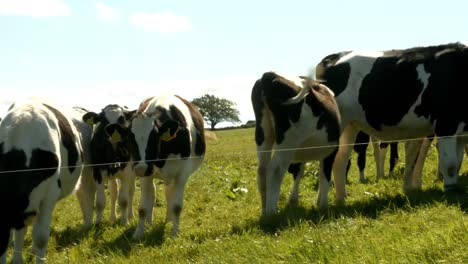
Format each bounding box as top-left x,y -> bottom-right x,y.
105,112 -> 179,177
81,105 -> 136,177
83,105 -> 135,128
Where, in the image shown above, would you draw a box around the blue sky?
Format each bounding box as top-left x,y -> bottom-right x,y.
0,0 -> 467,125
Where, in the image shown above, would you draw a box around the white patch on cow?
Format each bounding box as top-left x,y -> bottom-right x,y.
131,114 -> 155,166
336,51 -> 384,65
102,105 -> 126,124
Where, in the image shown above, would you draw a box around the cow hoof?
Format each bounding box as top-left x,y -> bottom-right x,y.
132,230 -> 144,240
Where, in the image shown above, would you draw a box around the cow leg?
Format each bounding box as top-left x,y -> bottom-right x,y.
257,145 -> 272,215
118,168 -> 134,225
317,149 -> 338,209
108,177 -> 118,223
75,166 -> 95,229
11,227 -> 27,264
32,188 -> 59,264
165,170 -> 190,237
388,143 -> 399,177
95,179 -> 106,225
0,227 -> 11,264
437,136 -> 463,190
133,176 -> 155,240
411,137 -> 432,189
403,139 -> 423,192
333,125 -> 359,205
287,163 -> 304,205
354,132 -> 370,183
264,146 -> 296,215
128,175 -> 136,220
376,141 -> 387,180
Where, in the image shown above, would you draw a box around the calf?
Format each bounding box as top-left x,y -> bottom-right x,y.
82,105 -> 136,225
105,94 -> 206,239
252,72 -> 341,215
287,43 -> 468,205
0,100 -> 92,263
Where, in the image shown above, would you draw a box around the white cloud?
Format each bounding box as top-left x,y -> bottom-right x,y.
0,0 -> 71,17
129,11 -> 191,33
96,2 -> 118,23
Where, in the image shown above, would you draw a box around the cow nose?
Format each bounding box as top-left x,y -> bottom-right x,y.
134,163 -> 147,177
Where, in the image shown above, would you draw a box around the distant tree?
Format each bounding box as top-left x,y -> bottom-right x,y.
192,94 -> 241,130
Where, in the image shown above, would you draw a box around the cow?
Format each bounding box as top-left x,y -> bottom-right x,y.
81,105 -> 136,226
0,99 -> 93,264
252,71 -> 341,215
105,94 -> 206,239
287,43 -> 468,206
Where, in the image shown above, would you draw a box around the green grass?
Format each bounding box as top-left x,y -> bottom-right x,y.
8,128 -> 468,263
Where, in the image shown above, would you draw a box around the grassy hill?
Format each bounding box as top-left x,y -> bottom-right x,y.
10,128 -> 468,263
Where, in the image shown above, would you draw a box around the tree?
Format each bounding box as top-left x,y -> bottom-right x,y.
191,94 -> 241,130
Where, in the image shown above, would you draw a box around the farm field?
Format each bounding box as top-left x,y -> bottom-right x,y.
10,128 -> 468,263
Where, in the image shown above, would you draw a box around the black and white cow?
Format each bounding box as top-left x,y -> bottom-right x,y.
105,94 -> 206,239
0,99 -> 93,263
81,105 -> 136,226
252,71 -> 341,215
287,43 -> 468,205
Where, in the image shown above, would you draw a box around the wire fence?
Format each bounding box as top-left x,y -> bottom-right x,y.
0,133 -> 467,175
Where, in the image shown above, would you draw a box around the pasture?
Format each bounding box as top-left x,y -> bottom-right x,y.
11,128 -> 468,263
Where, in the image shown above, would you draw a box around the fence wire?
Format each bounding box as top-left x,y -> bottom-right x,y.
0,133 -> 467,175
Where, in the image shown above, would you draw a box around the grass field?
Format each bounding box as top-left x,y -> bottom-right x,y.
8,128 -> 468,263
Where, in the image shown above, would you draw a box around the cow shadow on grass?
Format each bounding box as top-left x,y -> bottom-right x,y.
252,185 -> 468,235
53,225 -> 100,250
99,221 -> 166,256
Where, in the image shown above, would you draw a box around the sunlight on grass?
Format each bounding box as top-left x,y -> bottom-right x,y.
20,128 -> 467,263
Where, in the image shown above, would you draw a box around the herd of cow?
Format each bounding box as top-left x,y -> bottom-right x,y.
0,42 -> 467,263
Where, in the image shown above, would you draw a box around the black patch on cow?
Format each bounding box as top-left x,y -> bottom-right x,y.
155,124 -> 191,169
316,51 -> 352,80
358,56 -> 424,130
389,143 -> 399,174
175,95 -> 206,156
173,205 -> 182,218
260,72 -> 303,144
0,148 -> 58,231
304,83 -> 341,142
57,178 -> 62,188
323,148 -> 338,182
319,62 -> 351,97
0,224 -> 9,258
354,131 -> 369,172
414,45 -> 468,136
43,104 -> 79,174
288,163 -> 302,180
251,79 -> 265,146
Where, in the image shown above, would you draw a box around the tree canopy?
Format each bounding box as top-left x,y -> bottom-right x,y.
191,94 -> 241,130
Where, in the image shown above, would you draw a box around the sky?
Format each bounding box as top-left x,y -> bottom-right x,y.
0,0 -> 467,126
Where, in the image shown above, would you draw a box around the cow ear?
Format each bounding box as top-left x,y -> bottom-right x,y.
83,112 -> 100,126
124,110 -> 136,121
159,120 -> 180,142
105,124 -> 128,143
